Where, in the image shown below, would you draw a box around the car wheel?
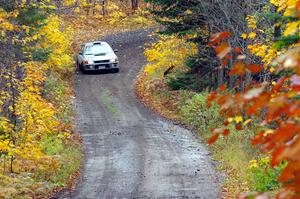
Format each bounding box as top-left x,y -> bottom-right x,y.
81,64 -> 86,74
76,61 -> 80,71
114,68 -> 119,73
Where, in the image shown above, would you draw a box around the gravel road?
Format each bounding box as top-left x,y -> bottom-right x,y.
64,29 -> 222,199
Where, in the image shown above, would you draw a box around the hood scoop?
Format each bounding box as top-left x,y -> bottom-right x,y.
94,53 -> 106,56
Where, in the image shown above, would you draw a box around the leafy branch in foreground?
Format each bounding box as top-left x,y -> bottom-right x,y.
207,1 -> 300,198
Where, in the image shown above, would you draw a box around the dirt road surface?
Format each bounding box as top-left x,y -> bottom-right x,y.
63,29 -> 222,199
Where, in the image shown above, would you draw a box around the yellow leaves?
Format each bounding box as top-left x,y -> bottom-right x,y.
107,11 -> 127,25
241,33 -> 248,39
249,157 -> 270,169
0,10 -> 19,32
63,0 -> 77,7
241,32 -> 257,40
38,15 -> 74,72
32,34 -> 39,41
243,119 -> 252,126
270,67 -> 276,73
270,0 -> 299,18
0,16 -> 72,162
284,21 -> 300,36
1,21 -> 16,32
184,9 -> 193,15
234,116 -> 244,123
243,3 -> 298,69
246,15 -> 257,29
248,32 -> 257,39
248,44 -> 282,67
227,117 -> 234,123
144,35 -> 197,76
249,159 -> 259,168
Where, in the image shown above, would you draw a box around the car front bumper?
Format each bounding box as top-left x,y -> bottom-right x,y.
84,62 -> 119,71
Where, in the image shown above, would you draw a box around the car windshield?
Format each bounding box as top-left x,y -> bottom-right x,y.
84,44 -> 113,55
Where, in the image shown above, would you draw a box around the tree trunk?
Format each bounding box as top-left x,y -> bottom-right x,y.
274,6 -> 281,39
131,0 -> 139,11
217,68 -> 224,86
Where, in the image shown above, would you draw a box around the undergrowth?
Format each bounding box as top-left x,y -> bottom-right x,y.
0,71 -> 82,199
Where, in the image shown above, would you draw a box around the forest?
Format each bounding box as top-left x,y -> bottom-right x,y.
0,0 -> 300,198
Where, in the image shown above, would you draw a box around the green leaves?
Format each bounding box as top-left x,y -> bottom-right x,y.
31,48 -> 52,62
17,6 -> 50,27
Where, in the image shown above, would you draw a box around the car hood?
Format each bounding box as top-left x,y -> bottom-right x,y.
84,53 -> 117,61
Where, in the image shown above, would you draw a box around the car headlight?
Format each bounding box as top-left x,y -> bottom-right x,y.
84,60 -> 94,65
110,58 -> 118,62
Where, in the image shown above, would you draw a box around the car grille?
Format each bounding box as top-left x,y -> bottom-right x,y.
94,60 -> 110,64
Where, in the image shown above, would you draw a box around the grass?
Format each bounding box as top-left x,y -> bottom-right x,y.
37,133 -> 82,186
178,90 -> 260,197
39,72 -> 83,187
42,72 -> 74,124
102,90 -> 118,118
0,135 -> 82,198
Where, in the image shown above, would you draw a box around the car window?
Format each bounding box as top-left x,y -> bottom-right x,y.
84,44 -> 113,55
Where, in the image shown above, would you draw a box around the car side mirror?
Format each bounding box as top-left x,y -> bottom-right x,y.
114,49 -> 119,53
79,51 -> 83,55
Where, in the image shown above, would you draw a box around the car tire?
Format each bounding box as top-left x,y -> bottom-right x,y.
76,61 -> 80,71
114,68 -> 119,73
81,64 -> 86,74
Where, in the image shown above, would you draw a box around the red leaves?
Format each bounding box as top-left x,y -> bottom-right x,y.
209,32 -> 232,46
206,92 -> 217,108
208,133 -> 219,145
210,32 -> 264,77
210,32 -> 233,67
219,84 -> 227,91
233,47 -> 242,54
247,64 -> 262,73
208,128 -> 231,144
235,124 -> 243,131
252,131 -> 265,145
208,32 -> 300,197
222,129 -> 230,136
207,91 -> 217,101
229,62 -> 246,76
207,128 -> 230,144
271,146 -> 285,167
215,42 -> 231,59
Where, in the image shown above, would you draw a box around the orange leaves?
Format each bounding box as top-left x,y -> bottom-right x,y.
222,129 -> 230,136
206,91 -> 217,108
229,62 -> 246,76
219,85 -> 227,91
215,42 -> 231,60
209,32 -> 233,68
209,32 -> 232,46
208,29 -> 300,197
208,133 -> 219,144
252,131 -> 265,145
210,31 -> 265,77
208,128 -> 231,145
247,64 -> 262,73
227,63 -> 262,76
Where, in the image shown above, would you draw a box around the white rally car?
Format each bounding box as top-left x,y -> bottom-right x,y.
76,41 -> 119,73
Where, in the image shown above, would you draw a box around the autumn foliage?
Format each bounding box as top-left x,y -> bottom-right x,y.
208,1 -> 300,198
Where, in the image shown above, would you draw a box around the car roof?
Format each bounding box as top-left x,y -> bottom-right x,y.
85,41 -> 109,46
